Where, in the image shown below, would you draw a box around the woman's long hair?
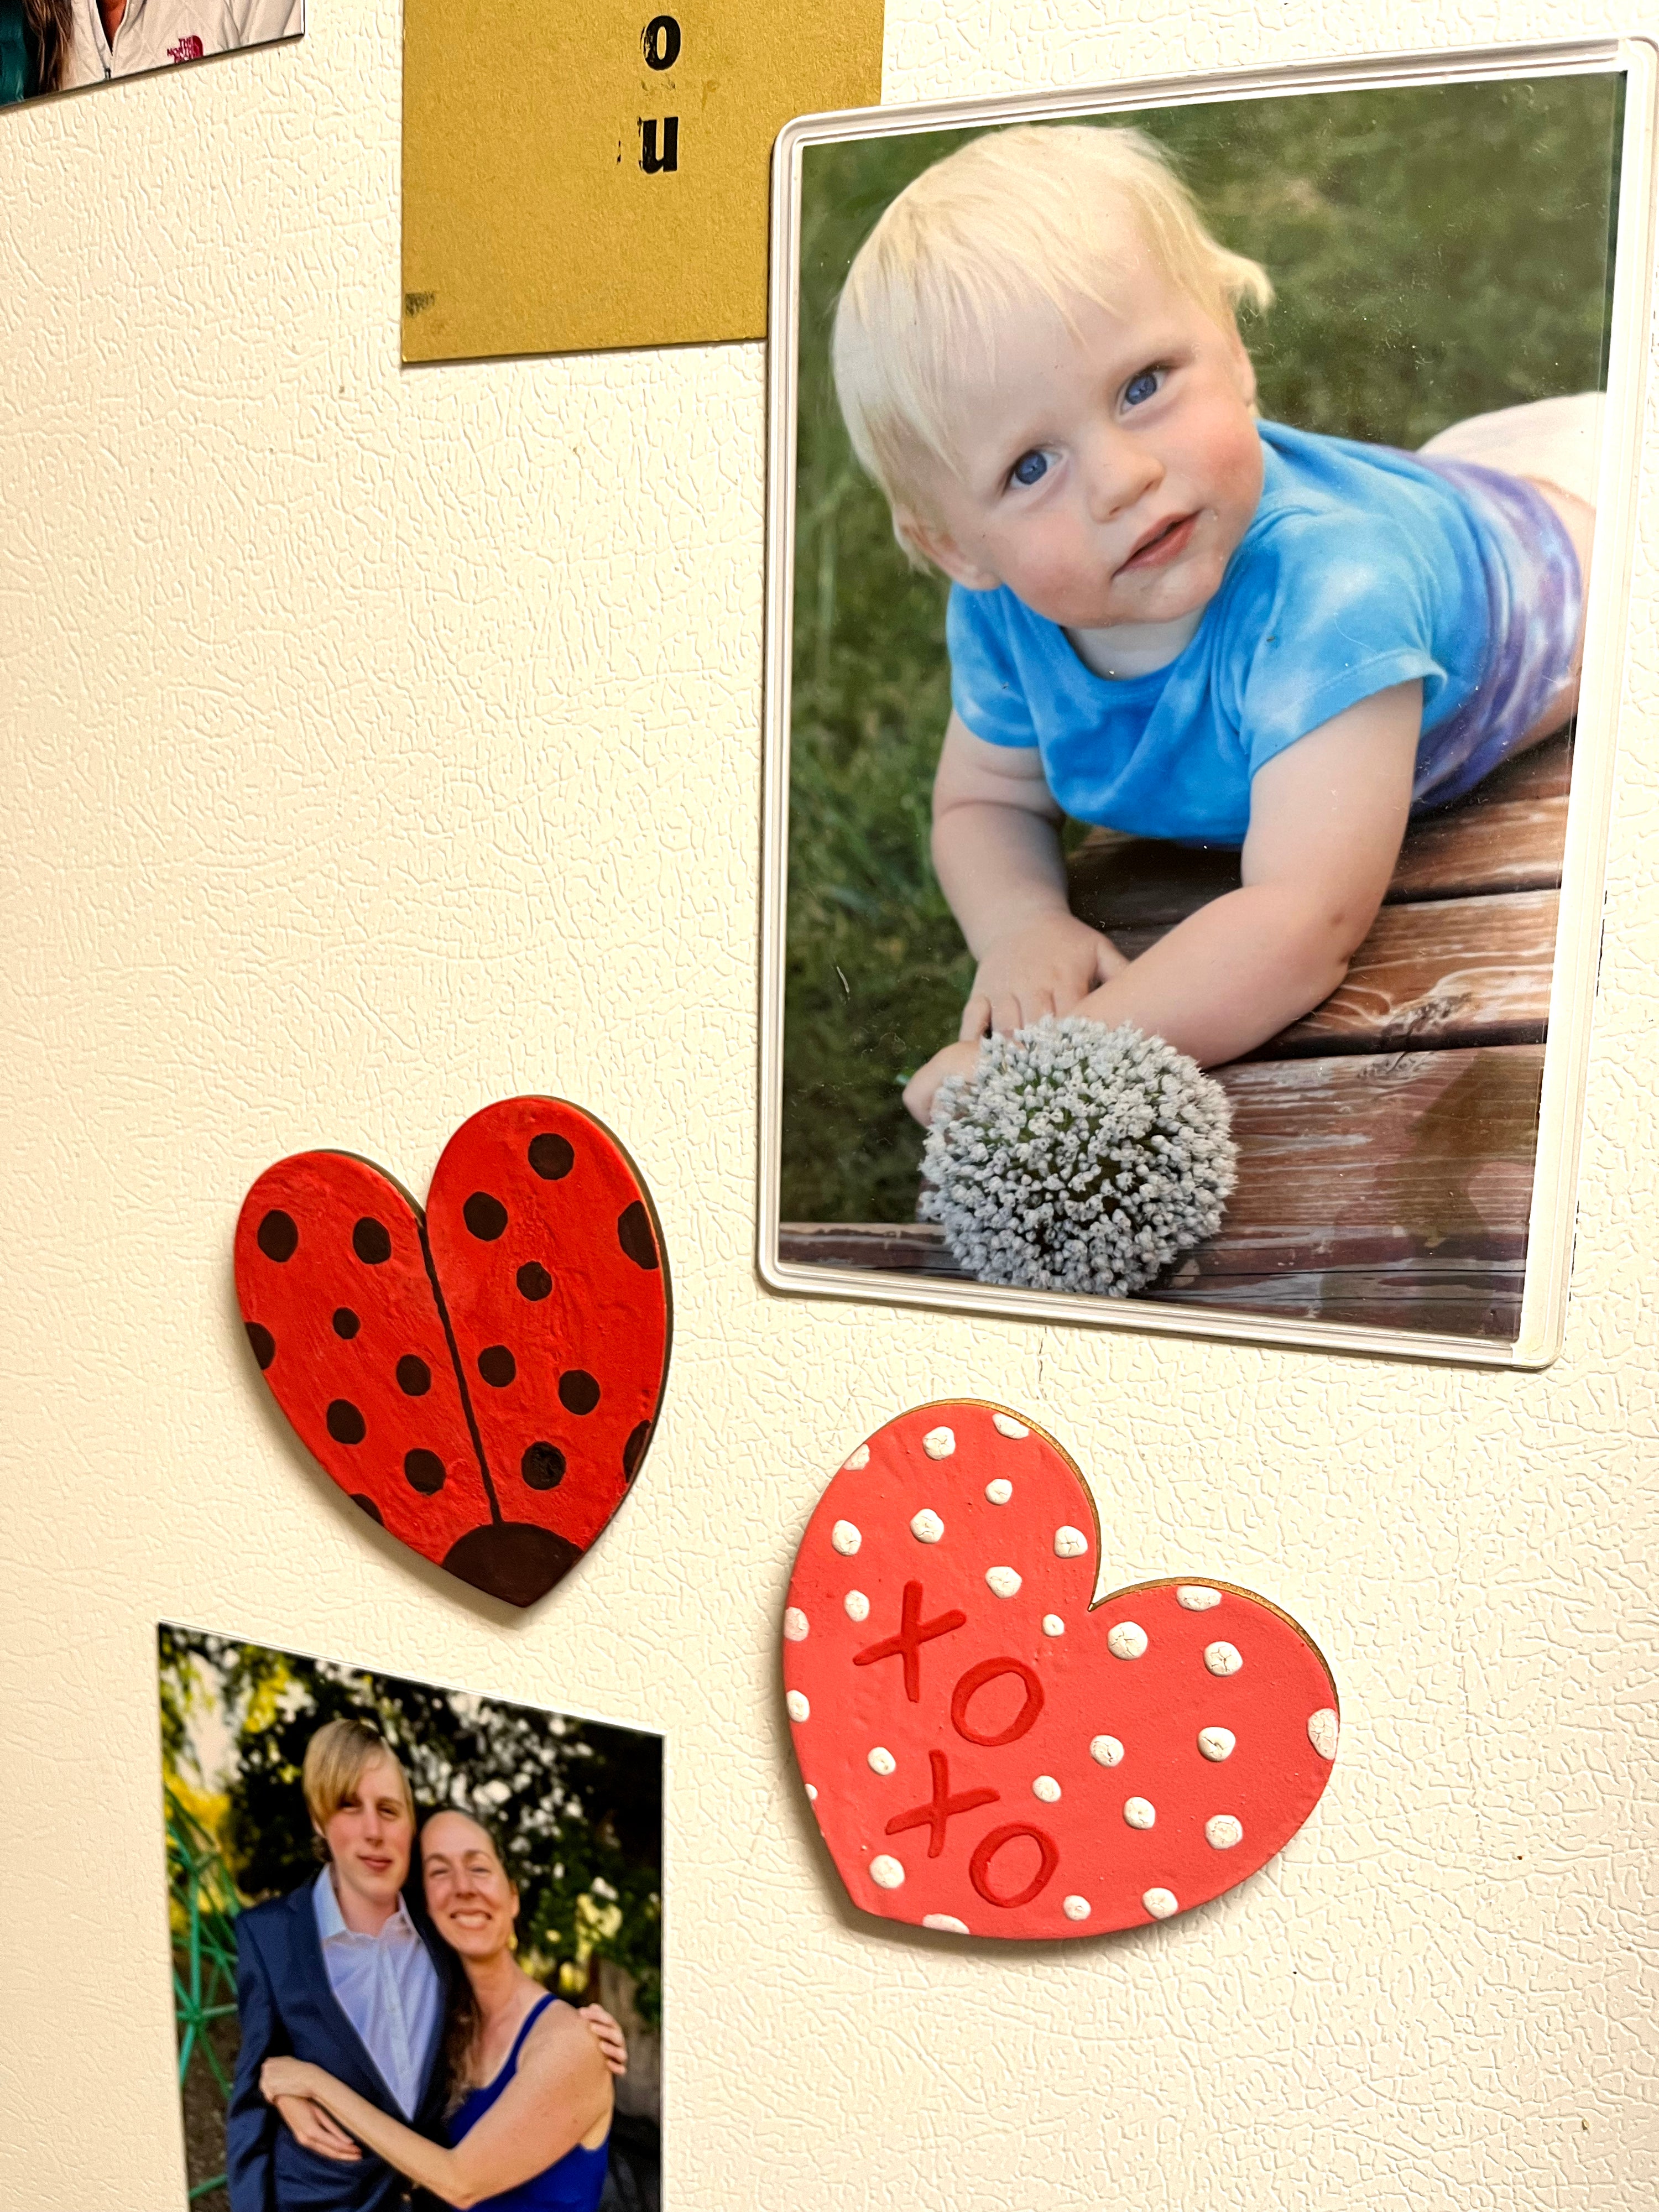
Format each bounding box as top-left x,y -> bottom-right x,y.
442,1959 -> 486,2115
24,0 -> 73,95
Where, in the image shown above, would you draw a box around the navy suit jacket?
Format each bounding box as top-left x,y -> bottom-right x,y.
227,1881 -> 454,2212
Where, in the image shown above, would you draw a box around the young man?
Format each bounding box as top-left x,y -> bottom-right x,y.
227,1718 -> 623,2212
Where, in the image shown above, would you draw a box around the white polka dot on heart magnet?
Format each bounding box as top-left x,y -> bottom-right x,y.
781,1401 -> 1339,1941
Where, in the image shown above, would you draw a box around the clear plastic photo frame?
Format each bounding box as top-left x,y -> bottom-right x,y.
758,38 -> 1657,1370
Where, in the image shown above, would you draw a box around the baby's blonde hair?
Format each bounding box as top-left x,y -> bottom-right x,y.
831,123 -> 1272,564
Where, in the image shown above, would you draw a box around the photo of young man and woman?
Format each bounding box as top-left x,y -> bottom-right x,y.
768,64 -> 1639,1355
161,1626 -> 661,2212
0,0 -> 299,106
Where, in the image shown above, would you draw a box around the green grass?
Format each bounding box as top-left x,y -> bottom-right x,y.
780,74 -> 1620,1225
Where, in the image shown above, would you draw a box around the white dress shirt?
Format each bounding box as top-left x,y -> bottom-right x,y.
312,1868 -> 442,2120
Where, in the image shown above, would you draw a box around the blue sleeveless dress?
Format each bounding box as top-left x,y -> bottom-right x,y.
445,1993 -> 611,2211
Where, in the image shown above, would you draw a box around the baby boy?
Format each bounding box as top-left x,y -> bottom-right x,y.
829,124 -> 1596,1125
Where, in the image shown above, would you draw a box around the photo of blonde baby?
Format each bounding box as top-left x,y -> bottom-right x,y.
842,122 -> 1592,1120
767,64 -> 1639,1354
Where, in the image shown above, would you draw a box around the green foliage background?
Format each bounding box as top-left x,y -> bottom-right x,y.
160,1626 -> 662,2021
781,76 -> 1621,1225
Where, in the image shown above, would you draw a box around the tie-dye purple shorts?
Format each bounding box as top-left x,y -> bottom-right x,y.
1406,455 -> 1583,811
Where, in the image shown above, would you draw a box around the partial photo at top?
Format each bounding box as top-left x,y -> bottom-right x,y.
1,0 -> 300,104
761,43 -> 1656,1366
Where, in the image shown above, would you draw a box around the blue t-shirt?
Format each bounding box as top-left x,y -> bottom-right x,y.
946,420 -> 1578,846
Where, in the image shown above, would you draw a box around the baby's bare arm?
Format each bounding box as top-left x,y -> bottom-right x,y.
932,712 -> 1066,946
905,684 -> 1420,1123
1061,682 -> 1421,1066
932,713 -> 1123,1039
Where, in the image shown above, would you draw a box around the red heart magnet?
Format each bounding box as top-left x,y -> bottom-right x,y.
782,1402 -> 1337,1937
235,1097 -> 670,1606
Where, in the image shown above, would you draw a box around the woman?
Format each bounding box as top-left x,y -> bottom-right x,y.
261,1809 -> 615,2211
0,0 -> 74,102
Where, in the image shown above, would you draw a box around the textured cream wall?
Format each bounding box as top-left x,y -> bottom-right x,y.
1,6 -> 1655,2208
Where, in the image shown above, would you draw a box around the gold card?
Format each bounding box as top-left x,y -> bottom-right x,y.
401,0 -> 885,362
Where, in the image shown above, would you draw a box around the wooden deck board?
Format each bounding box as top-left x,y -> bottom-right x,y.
782,740 -> 1571,1340
779,1045 -> 1545,1338
1069,732 -> 1573,930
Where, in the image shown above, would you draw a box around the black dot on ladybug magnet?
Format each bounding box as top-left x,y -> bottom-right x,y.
528,1133 -> 575,1181
245,1322 -> 276,1371
559,1369 -> 601,1416
352,1217 -> 392,1265
327,1399 -> 367,1445
464,1191 -> 508,1241
444,1522 -> 581,1608
332,1307 -> 361,1339
623,1421 -> 651,1479
397,1355 -> 432,1397
404,1449 -> 446,1495
517,1261 -> 552,1302
521,1442 -> 566,1489
478,1345 -> 517,1388
617,1201 -> 659,1270
352,1494 -> 385,1525
257,1209 -> 299,1262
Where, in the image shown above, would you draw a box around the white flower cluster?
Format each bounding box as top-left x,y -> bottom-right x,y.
919,1018 -> 1238,1296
